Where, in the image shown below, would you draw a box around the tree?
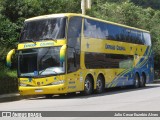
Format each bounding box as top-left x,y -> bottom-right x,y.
1,0 -> 81,22
131,0 -> 160,10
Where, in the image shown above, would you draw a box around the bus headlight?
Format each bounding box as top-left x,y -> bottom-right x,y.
51,80 -> 65,85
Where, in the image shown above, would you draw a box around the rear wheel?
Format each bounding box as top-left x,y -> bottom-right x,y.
83,76 -> 93,95
95,76 -> 105,94
140,74 -> 146,87
134,73 -> 140,88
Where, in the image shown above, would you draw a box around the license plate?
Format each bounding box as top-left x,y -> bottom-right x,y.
35,89 -> 43,92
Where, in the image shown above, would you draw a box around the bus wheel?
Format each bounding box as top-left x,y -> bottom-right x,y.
45,94 -> 53,98
83,76 -> 93,95
95,76 -> 105,94
140,74 -> 146,87
134,73 -> 140,88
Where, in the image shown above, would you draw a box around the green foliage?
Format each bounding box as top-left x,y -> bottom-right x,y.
131,0 -> 160,10
0,16 -> 19,47
89,1 -> 151,28
1,0 -> 81,22
0,15 -> 19,63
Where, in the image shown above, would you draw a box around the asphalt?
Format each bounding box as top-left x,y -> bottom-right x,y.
0,79 -> 160,103
0,93 -> 39,103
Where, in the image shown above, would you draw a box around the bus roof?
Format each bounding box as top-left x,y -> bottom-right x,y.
25,13 -> 149,33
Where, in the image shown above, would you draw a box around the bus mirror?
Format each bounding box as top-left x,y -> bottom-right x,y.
6,49 -> 16,67
60,44 -> 66,62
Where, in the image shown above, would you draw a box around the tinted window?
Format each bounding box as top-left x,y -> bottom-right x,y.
84,19 -> 109,39
20,17 -> 66,42
137,31 -> 143,44
67,17 -> 82,73
18,47 -> 65,77
107,24 -> 126,41
143,32 -> 151,46
85,52 -> 133,69
125,29 -> 144,44
67,48 -> 80,73
84,18 -> 146,45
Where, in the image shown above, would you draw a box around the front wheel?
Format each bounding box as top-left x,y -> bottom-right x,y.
83,76 -> 93,95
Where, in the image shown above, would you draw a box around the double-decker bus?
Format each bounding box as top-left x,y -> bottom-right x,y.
7,13 -> 154,97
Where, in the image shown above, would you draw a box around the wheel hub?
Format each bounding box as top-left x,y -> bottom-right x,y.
85,80 -> 90,91
97,79 -> 102,90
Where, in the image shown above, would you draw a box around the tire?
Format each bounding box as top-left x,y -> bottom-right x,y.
134,73 -> 140,88
45,94 -> 53,98
83,76 -> 93,95
140,74 -> 146,87
95,76 -> 105,94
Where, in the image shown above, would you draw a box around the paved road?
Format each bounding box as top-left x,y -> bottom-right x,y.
0,84 -> 160,119
1,84 -> 160,111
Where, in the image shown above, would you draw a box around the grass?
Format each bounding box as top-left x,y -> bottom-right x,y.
0,64 -> 17,79
0,63 -> 18,94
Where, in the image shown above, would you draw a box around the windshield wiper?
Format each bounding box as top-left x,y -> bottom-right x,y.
23,39 -> 36,45
40,37 -> 57,42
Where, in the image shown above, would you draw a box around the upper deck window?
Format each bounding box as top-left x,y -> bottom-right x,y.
20,17 -> 66,42
84,18 -> 148,45
84,19 -> 109,39
143,32 -> 151,46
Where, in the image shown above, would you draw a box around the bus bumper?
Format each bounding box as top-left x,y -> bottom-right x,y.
19,84 -> 67,95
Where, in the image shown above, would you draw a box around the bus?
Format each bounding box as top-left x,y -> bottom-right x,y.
6,13 -> 154,97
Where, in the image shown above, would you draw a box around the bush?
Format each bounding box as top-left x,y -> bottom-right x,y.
0,64 -> 17,94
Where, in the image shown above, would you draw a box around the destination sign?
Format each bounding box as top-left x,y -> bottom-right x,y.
24,42 -> 54,48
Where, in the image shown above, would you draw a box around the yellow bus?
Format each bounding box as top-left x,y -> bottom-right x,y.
7,13 -> 154,97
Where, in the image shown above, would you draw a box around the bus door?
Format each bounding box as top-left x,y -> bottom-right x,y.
66,16 -> 83,92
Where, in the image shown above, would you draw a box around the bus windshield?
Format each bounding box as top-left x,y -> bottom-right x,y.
18,47 -> 65,77
20,17 -> 66,42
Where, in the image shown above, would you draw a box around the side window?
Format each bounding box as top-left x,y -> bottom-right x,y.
130,30 -> 138,44
107,24 -> 123,41
67,17 -> 82,73
84,18 -> 146,45
84,19 -> 128,42
67,48 -> 78,73
143,32 -> 151,46
125,29 -> 144,45
85,53 -> 133,69
84,19 -> 109,39
137,32 -> 143,44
